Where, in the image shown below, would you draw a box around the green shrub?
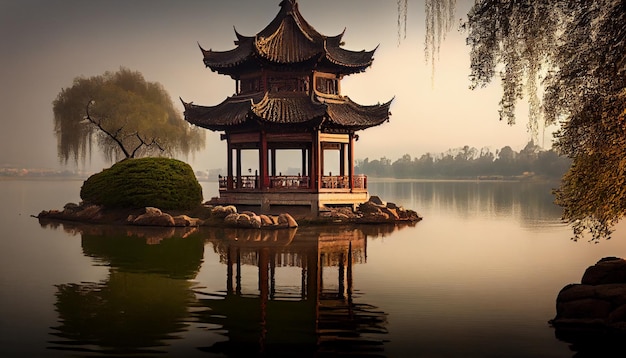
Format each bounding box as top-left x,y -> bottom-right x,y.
81,158 -> 203,210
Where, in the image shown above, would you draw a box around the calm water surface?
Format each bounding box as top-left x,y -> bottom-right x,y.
1,178 -> 626,357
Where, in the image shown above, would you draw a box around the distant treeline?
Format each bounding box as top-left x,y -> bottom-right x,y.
355,142 -> 571,180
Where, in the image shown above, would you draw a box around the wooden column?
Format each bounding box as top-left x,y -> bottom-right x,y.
236,148 -> 242,189
301,148 -> 307,176
227,142 -> 234,190
259,131 -> 269,189
348,133 -> 355,190
339,143 -> 346,176
312,131 -> 321,190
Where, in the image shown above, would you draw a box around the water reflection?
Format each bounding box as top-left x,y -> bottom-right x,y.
369,180 -> 565,228
41,221 -> 405,356
197,226 -> 390,357
42,223 -> 204,355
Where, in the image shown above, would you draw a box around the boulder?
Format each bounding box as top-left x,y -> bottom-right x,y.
368,195 -> 384,206
259,215 -> 274,227
173,215 -> 200,227
249,214 -> 262,229
132,211 -> 175,227
236,213 -> 252,228
212,205 -> 237,219
75,205 -> 103,221
380,206 -> 399,220
277,213 -> 298,228
224,213 -> 239,226
551,257 -> 626,347
582,257 -> 626,285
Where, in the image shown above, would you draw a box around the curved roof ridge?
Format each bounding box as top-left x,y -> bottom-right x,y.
255,15 -> 321,63
233,27 -> 254,43
323,38 -> 377,69
325,96 -> 393,130
201,36 -> 254,70
257,0 -> 324,42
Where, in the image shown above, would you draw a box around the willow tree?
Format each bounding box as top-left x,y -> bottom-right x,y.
400,0 -> 625,241
53,68 -> 205,164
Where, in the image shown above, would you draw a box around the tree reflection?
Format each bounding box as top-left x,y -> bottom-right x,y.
48,227 -> 203,354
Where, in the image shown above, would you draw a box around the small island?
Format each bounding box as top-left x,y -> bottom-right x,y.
36,157 -> 422,229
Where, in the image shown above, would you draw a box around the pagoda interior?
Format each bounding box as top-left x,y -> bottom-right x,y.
182,0 -> 392,214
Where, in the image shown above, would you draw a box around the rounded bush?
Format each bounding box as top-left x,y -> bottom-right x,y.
80,158 -> 203,210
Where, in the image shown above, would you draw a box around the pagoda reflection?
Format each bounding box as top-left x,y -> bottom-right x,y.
196,226 -> 390,357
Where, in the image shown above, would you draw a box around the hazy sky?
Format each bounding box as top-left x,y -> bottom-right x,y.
0,0 -> 553,173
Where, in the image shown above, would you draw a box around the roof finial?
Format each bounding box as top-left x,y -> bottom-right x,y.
280,0 -> 297,12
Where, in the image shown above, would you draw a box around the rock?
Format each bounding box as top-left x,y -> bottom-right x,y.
224,213 -> 239,226
278,213 -> 298,228
551,257 -> 626,348
359,210 -> 390,223
249,214 -> 262,229
132,211 -> 175,226
212,205 -> 237,219
368,195 -> 384,206
75,205 -> 103,221
173,214 -> 200,227
236,213 -> 252,228
259,215 -> 274,227
582,257 -> 626,285
380,206 -> 399,220
358,201 -> 382,214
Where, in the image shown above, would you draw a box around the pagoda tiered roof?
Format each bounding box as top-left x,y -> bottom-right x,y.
200,0 -> 376,76
182,93 -> 391,132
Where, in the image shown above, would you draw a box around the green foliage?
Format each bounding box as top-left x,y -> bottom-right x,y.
53,67 -> 205,164
453,0 -> 625,240
80,157 -> 203,210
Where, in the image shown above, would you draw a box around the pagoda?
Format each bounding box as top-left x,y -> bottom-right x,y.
182,0 -> 392,214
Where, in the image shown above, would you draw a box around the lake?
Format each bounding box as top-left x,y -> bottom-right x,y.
1,178 -> 625,357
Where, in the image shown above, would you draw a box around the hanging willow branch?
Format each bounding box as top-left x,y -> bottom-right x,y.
398,0 -> 456,85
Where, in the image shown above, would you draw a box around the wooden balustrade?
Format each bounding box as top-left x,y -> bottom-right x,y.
219,174 -> 367,191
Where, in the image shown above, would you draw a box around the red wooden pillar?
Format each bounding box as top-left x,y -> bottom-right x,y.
235,148 -> 242,189
340,143 -> 346,176
312,131 -> 321,190
227,141 -> 234,190
348,133 -> 354,191
259,131 -> 269,189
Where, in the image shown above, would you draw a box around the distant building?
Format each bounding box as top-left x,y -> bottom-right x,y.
182,0 -> 392,213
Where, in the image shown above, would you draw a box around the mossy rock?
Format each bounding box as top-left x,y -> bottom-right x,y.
80,158 -> 203,210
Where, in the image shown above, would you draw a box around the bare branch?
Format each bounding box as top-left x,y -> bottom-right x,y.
85,100 -> 132,158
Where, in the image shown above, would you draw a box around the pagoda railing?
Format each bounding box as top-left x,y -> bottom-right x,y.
270,175 -> 310,189
218,174 -> 367,191
320,175 -> 367,190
